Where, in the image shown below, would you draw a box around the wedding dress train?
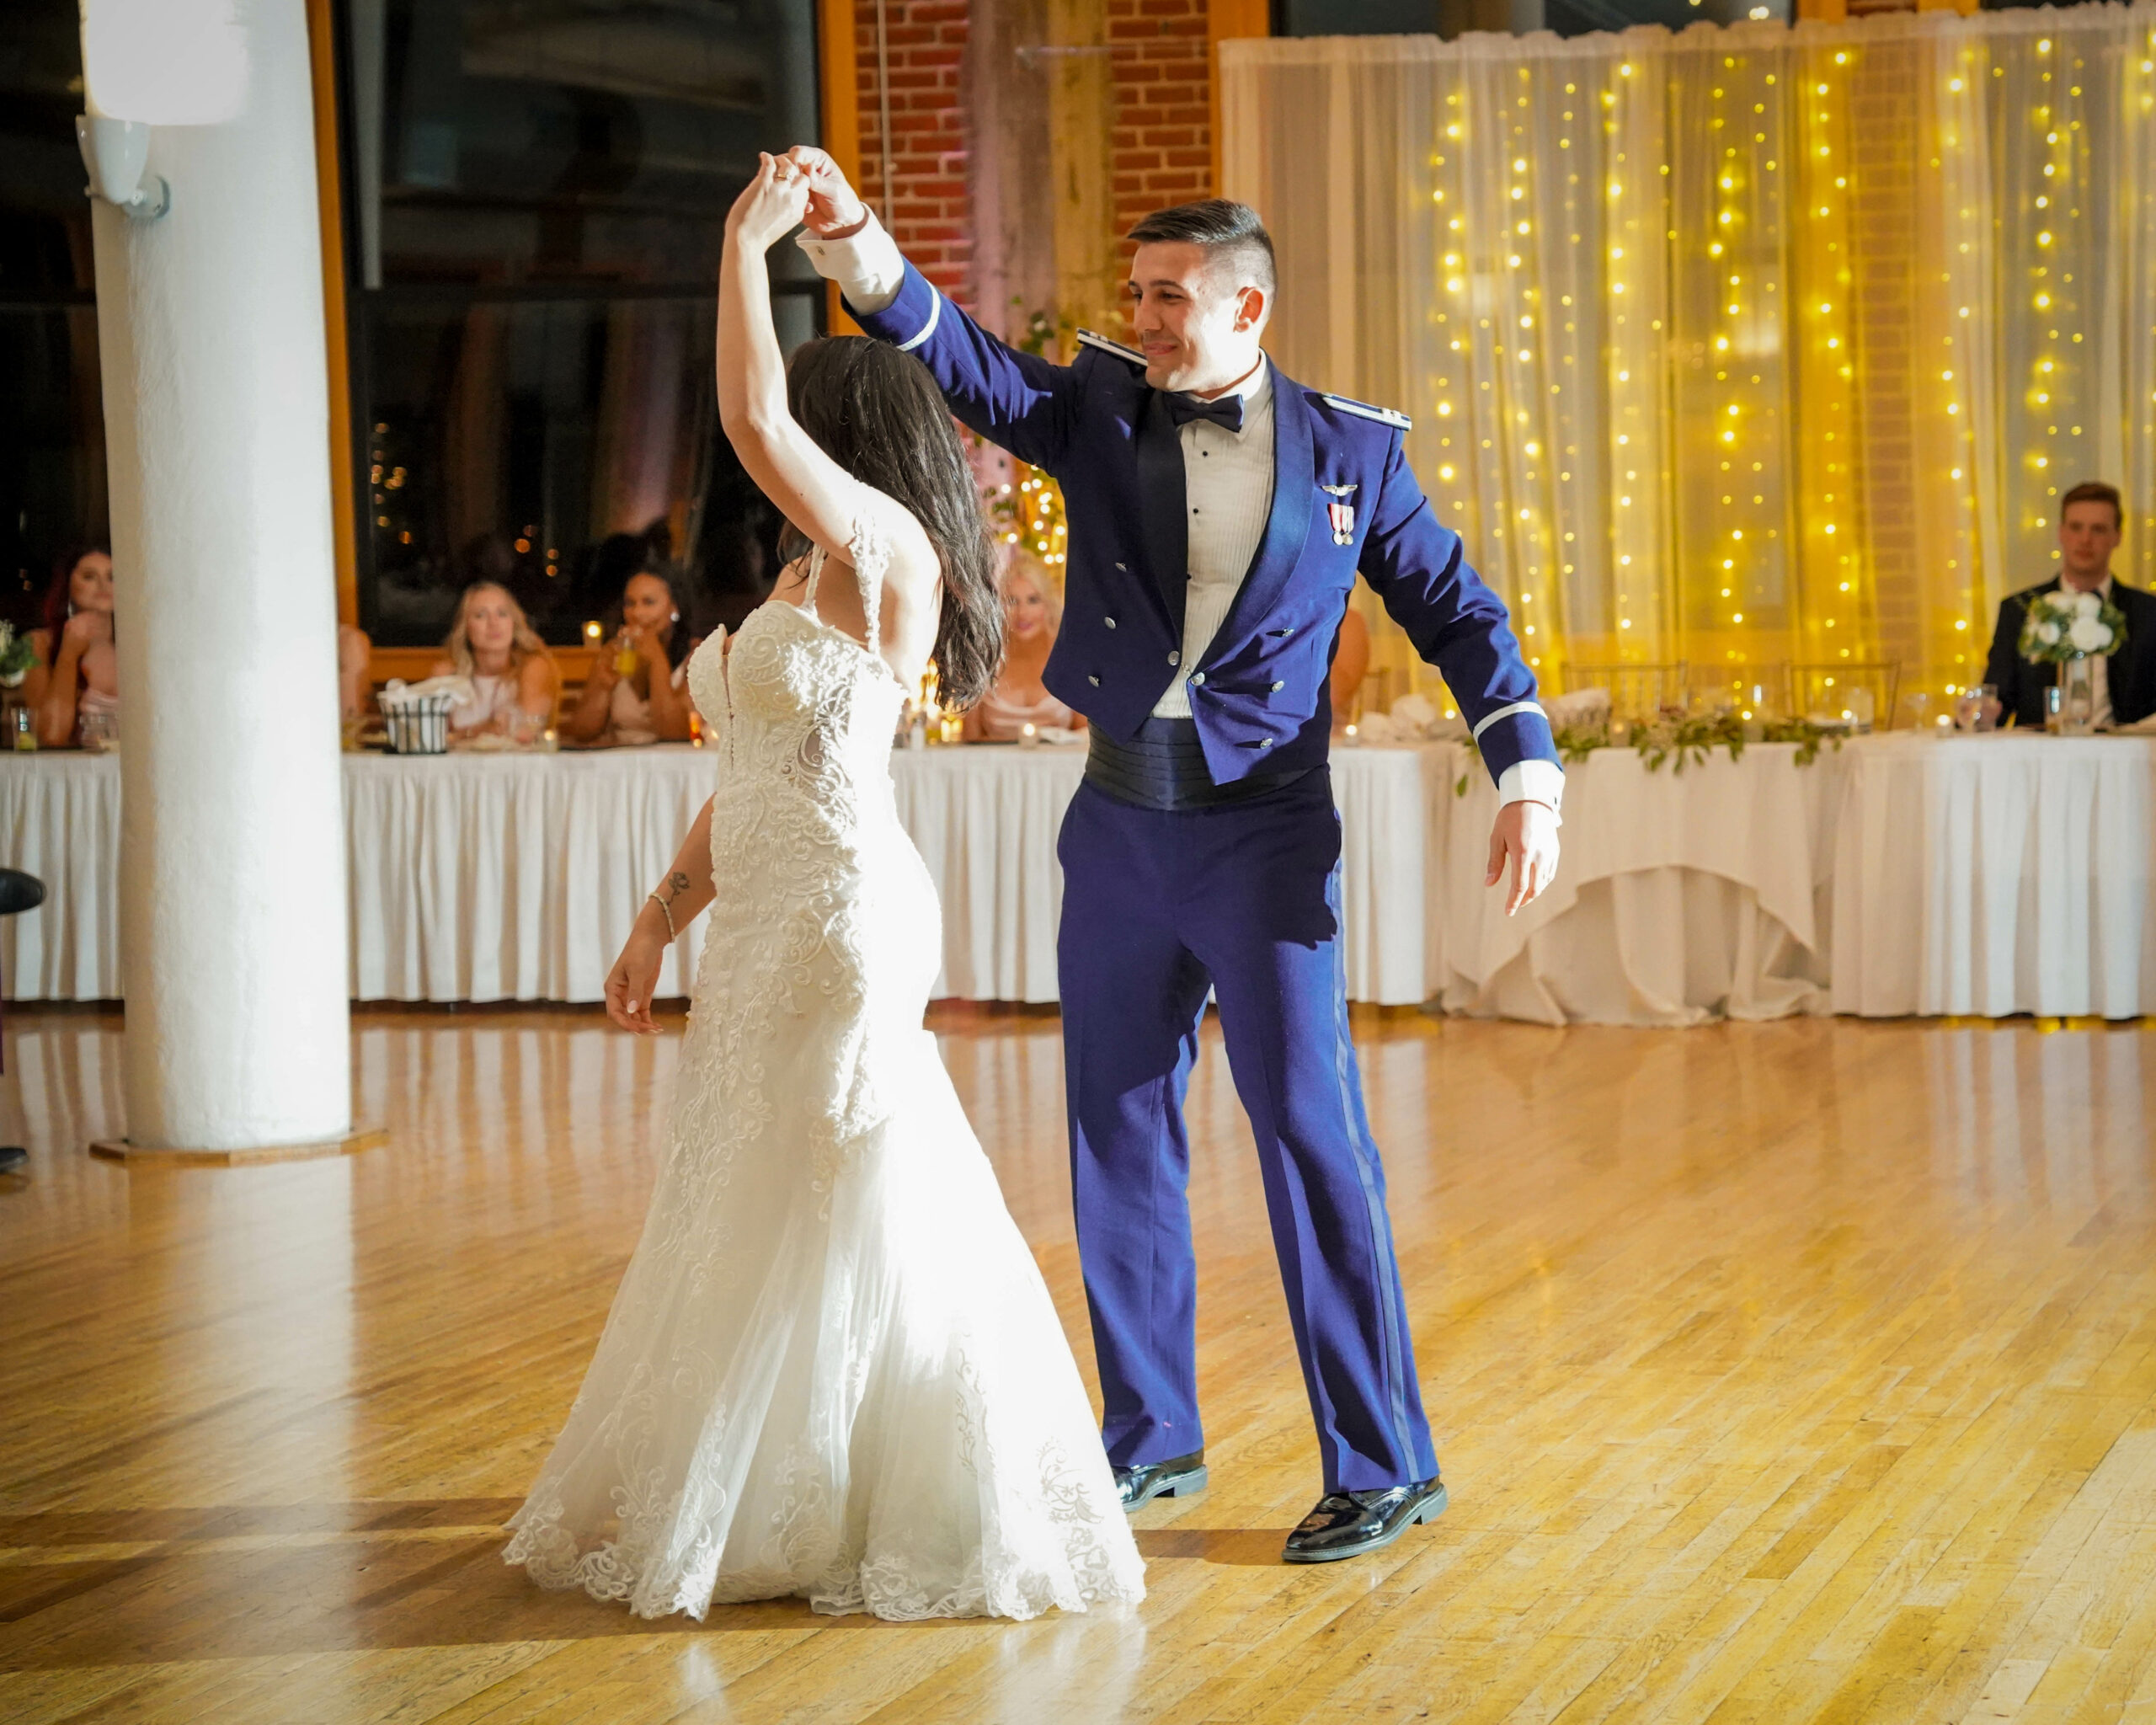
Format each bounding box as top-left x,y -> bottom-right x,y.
504,518 -> 1145,1621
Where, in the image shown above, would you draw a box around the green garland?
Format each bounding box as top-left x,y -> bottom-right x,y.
1454,713 -> 1846,796
0,622 -> 38,690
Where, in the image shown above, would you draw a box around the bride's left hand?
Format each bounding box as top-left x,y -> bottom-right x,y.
726,152 -> 812,250
605,921 -> 670,1034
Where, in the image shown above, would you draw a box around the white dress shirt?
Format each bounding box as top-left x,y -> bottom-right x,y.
798,216 -> 1560,811
1153,359 -> 1273,718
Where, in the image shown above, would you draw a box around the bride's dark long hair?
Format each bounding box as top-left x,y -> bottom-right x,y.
783,336 -> 1003,709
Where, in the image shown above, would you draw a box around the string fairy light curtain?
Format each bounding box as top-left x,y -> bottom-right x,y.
1220,6 -> 2156,711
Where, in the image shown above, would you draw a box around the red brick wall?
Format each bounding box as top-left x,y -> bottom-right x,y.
849,0 -> 1219,312
1109,0 -> 1216,264
853,0 -> 974,308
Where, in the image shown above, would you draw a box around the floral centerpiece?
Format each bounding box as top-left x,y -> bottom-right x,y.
2018,586 -> 2127,662
0,622 -> 39,690
2018,587 -> 2127,734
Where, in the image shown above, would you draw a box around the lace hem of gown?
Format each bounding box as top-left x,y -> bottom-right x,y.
503,1419 -> 1143,1622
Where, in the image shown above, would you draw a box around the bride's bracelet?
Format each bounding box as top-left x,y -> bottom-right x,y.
645,892 -> 678,943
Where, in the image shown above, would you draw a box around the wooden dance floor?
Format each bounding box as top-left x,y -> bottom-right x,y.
3,1004 -> 2155,1722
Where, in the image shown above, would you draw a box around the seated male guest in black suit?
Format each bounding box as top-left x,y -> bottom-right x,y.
1983,480 -> 2156,729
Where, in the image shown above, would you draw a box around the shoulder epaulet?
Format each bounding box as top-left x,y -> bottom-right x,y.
1319,392 -> 1412,430
1075,328 -> 1145,367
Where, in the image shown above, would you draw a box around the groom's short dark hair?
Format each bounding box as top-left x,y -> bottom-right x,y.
2059,480 -> 2122,530
1127,199 -> 1277,299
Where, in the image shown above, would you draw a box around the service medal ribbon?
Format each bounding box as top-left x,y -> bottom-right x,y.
1321,483 -> 1358,547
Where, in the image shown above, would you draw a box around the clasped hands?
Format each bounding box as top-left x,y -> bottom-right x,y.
726,147 -> 867,250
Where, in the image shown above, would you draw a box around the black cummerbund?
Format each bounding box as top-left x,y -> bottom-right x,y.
1083,716 -> 1310,810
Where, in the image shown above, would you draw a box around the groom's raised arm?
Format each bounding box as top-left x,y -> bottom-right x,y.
797,214 -> 1080,474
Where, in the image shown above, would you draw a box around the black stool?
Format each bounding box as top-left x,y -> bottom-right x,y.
0,868 -> 47,1176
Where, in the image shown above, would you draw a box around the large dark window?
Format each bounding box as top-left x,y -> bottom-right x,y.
339,0 -> 825,648
0,3 -> 105,629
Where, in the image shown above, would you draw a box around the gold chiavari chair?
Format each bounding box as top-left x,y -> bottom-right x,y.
1790,661 -> 1901,729
1684,662 -> 1792,718
1556,662 -> 1686,719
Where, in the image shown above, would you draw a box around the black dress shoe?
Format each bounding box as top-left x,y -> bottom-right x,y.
0,1146 -> 26,1176
1113,1450 -> 1207,1511
1281,1477 -> 1446,1563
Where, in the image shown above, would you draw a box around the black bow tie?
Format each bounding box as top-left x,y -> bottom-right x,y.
1163,390 -> 1245,435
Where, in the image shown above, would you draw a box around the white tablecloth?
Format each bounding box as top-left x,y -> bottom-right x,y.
1436,740 -> 1849,1027
890,742 -> 1449,1005
341,748 -> 718,1004
0,751 -> 122,1003
1829,732 -> 2156,1018
12,734 -> 2148,1019
0,743 -> 1451,1007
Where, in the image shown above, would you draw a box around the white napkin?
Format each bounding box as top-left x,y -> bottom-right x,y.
1544,686 -> 1611,729
380,676 -> 472,707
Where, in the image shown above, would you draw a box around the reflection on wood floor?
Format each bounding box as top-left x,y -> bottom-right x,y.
3,1004 -> 2155,1722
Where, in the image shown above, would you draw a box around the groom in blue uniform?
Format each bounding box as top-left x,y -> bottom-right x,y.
787,157 -> 1563,1563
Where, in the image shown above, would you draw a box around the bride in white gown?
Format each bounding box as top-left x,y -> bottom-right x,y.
503,157 -> 1145,1623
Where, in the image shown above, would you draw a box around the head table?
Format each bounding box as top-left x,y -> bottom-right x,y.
2,732 -> 2148,1022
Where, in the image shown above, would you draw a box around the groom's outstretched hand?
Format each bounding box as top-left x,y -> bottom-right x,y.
1486,800 -> 1560,917
779,146 -> 869,239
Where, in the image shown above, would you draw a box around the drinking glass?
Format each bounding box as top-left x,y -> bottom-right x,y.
1954,685 -> 1997,731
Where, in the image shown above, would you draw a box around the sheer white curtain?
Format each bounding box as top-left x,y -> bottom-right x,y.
1221,7 -> 2156,708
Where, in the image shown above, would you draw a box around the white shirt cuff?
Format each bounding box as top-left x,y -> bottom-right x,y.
1497,759 -> 1564,821
795,214 -> 906,314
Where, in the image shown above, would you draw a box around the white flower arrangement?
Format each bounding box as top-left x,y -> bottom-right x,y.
2019,586 -> 2127,665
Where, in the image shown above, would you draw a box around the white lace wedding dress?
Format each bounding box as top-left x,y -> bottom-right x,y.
503,523 -> 1145,1622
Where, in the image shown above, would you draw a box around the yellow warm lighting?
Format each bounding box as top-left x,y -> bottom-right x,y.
1279,15 -> 2151,713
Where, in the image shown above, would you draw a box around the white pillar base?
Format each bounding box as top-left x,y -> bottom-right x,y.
88,1127 -> 387,1168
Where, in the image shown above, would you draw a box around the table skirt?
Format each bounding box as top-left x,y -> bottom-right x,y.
8,734 -> 2149,1021
0,743 -> 1450,1008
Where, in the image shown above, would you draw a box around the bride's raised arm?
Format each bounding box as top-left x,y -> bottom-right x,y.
718,155 -> 928,588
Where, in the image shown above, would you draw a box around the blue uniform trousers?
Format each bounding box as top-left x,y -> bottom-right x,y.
1056,771 -> 1439,1494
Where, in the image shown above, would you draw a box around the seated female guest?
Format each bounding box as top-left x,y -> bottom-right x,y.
339,623 -> 374,724
430,581 -> 559,737
28,544 -> 119,748
962,554 -> 1085,740
560,569 -> 699,745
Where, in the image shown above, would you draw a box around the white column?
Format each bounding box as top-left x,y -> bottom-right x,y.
87,0 -> 353,1151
